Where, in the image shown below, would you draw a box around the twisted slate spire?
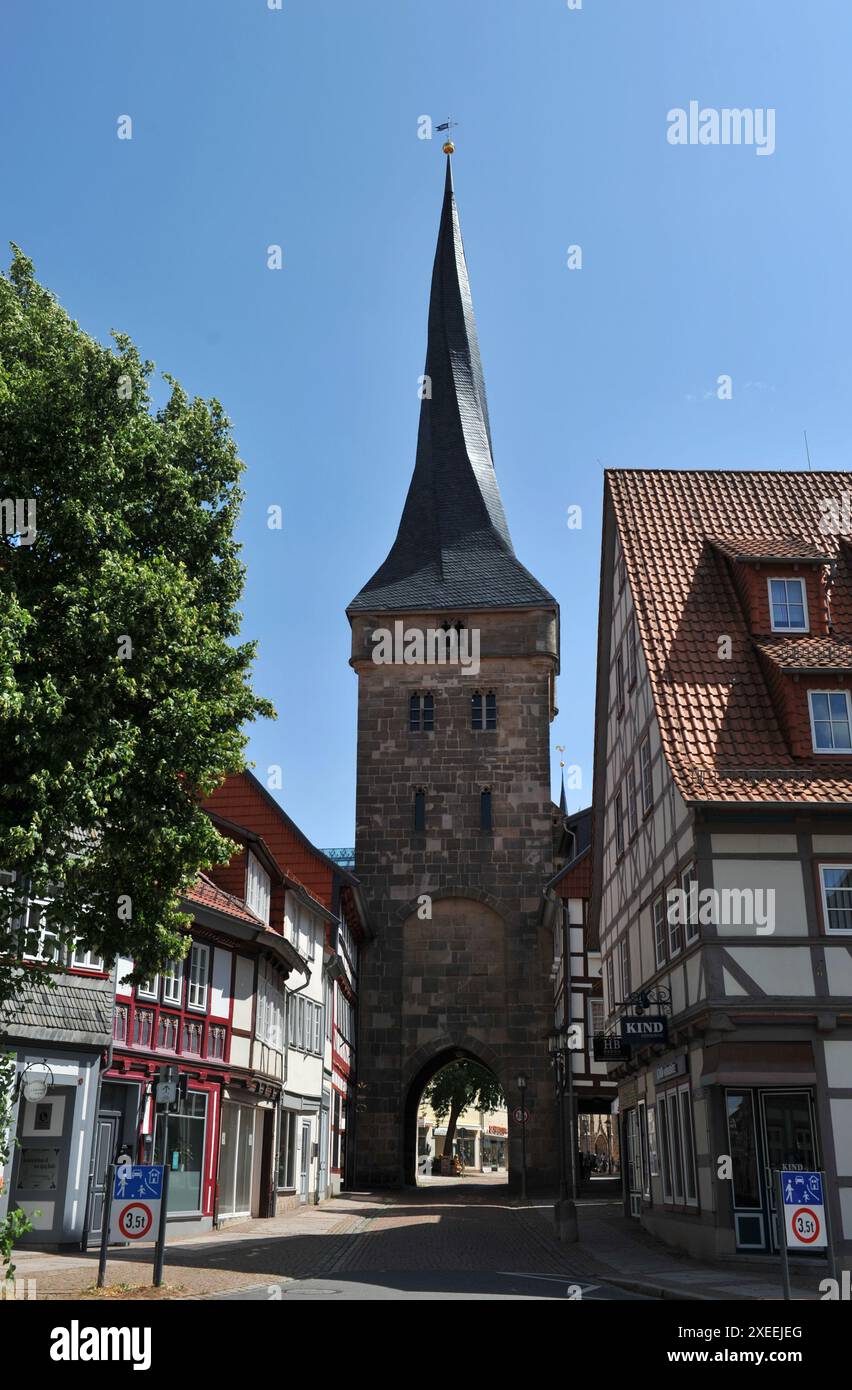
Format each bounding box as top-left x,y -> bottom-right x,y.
348,157 -> 555,614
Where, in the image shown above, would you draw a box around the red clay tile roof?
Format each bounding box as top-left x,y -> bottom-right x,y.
186,873 -> 265,925
608,469 -> 852,805
753,636 -> 852,673
708,534 -> 832,563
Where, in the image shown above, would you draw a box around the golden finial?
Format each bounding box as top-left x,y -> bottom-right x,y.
437,117 -> 458,155
555,744 -> 566,768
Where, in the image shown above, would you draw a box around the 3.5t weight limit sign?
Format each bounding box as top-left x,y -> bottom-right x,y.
108,1165 -> 165,1246
781,1170 -> 827,1249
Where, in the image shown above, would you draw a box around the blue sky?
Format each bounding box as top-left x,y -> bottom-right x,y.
5,1 -> 852,847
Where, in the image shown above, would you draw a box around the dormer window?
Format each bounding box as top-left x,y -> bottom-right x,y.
809,691 -> 852,753
769,578 -> 808,632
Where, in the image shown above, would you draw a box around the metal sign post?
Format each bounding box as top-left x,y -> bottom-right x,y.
153,1161 -> 170,1288
96,1163 -> 116,1290
774,1170 -> 792,1301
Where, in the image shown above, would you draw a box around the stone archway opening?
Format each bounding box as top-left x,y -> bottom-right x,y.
404,1047 -> 509,1188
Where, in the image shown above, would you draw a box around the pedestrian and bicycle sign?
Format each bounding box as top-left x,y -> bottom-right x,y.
108,1164 -> 165,1245
780,1169 -> 827,1249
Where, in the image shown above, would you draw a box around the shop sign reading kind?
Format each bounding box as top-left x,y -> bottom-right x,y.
620,1016 -> 669,1045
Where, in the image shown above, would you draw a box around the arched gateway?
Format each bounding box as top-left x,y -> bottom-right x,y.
347,154 -> 560,1190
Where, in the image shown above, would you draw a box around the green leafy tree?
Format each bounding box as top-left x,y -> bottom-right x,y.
423,1060 -> 504,1163
0,246 -> 274,991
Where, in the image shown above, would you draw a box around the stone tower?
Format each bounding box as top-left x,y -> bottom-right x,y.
347,156 -> 560,1189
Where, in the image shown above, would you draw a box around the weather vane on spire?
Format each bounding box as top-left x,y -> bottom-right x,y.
436,117 -> 458,154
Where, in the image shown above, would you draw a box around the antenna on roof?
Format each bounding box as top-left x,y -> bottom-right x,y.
803,430 -> 813,471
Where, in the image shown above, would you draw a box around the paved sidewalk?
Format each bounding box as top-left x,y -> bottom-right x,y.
524,1197 -> 827,1301
7,1196 -> 376,1300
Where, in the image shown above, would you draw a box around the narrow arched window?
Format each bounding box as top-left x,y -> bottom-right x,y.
410,692 -> 434,733
480,788 -> 492,832
414,788 -> 426,832
471,691 -> 483,730
485,691 -> 497,730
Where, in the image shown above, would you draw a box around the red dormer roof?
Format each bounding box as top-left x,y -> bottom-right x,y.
607,469 -> 852,805
186,872 -> 266,926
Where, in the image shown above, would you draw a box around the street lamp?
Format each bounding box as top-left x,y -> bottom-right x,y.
547,1025 -> 579,1242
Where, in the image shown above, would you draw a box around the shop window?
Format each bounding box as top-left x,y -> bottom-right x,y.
277,1110 -> 297,1190
725,1090 -> 761,1211
657,1093 -> 673,1203
819,864 -> 852,933
187,942 -> 209,1011
332,1091 -> 342,1170
153,1090 -> 207,1215
678,1085 -> 698,1206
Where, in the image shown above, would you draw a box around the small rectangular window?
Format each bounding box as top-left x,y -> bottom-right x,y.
653,896 -> 666,967
627,765 -> 638,839
768,577 -> 808,632
480,789 -> 492,831
423,692 -> 434,732
414,789 -> 426,832
620,936 -> 631,998
246,852 -> 271,924
409,694 -> 421,732
485,692 -> 497,730
614,792 -> 624,858
809,690 -> 852,752
682,865 -> 698,943
627,621 -> 637,688
667,882 -> 683,958
640,737 -> 653,815
70,946 -> 104,972
187,942 -> 209,1011
616,650 -> 625,715
605,952 -> 616,1016
162,959 -> 183,1005
820,864 -> 852,933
